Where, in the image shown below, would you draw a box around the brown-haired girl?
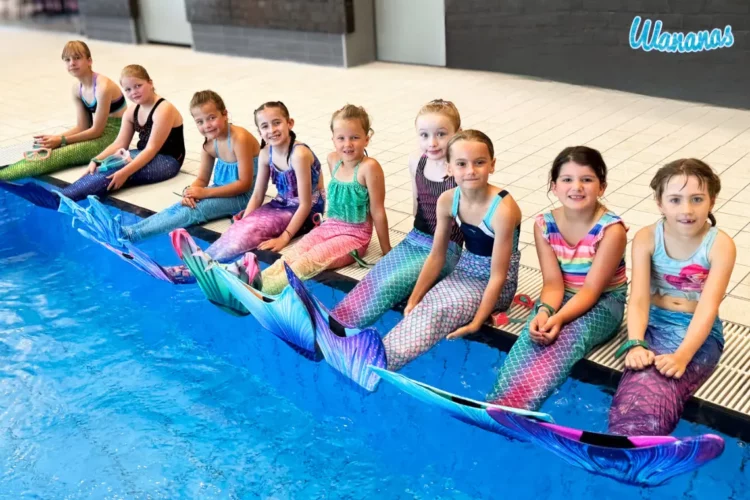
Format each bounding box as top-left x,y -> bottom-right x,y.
69,90 -> 260,246
254,103 -> 391,295
488,145 -> 627,410
166,100 -> 325,285
609,159 -> 735,436
1,40 -> 125,180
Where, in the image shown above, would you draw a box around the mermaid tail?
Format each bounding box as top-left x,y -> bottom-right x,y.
57,194 -> 175,283
371,366 -> 552,441
487,410 -> 724,487
0,117 -> 121,181
211,263 -> 320,360
171,229 -> 250,316
0,181 -> 61,209
284,263 -> 386,391
376,368 -> 724,487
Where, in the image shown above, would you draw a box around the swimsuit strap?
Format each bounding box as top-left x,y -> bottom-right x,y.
79,72 -> 98,108
332,159 -> 343,177
481,190 -> 508,228
213,126 -> 232,161
451,188 -> 461,219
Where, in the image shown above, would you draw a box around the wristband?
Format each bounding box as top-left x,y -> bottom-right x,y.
283,229 -> 292,239
60,135 -> 67,147
614,339 -> 650,359
535,302 -> 555,317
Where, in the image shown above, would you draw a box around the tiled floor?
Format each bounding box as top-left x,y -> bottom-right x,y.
4,26 -> 750,324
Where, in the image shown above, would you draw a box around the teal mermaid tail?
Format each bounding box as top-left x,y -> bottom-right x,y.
170,229 -> 250,316
284,263 -> 386,391
371,366 -> 552,441
211,263 -> 320,360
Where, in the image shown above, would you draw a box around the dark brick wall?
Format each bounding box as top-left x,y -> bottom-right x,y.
185,0 -> 354,34
445,0 -> 750,109
78,0 -> 137,19
192,24 -> 346,66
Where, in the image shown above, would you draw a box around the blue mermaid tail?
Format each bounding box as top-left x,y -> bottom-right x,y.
57,194 -> 175,283
371,366 -> 552,441
284,263 -> 386,391
211,264 -> 320,361
0,180 -> 60,209
487,409 -> 724,486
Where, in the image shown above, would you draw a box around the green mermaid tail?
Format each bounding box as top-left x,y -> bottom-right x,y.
0,117 -> 121,181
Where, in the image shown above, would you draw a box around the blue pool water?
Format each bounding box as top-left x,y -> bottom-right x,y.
0,190 -> 748,498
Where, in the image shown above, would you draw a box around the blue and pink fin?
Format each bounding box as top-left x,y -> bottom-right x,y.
487,409 -> 724,486
212,263 -> 320,361
57,195 -> 175,283
284,263 -> 386,391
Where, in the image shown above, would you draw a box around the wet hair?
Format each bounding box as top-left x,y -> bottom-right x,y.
120,64 -> 151,82
190,90 -> 227,115
61,40 -> 91,60
549,146 -> 607,190
415,98 -> 461,131
330,104 -> 374,137
650,158 -> 721,226
253,101 -> 296,164
446,130 -> 494,163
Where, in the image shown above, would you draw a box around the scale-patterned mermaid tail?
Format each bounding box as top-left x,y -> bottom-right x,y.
57,194 -> 175,283
0,117 -> 120,181
285,263 -> 386,391
376,369 -> 724,487
212,263 -> 320,360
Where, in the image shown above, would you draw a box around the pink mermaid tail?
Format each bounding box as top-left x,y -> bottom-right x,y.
260,218 -> 373,295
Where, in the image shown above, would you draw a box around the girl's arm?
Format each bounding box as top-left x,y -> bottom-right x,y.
447,196 -> 520,339
408,153 -> 420,216
179,142 -> 214,209
528,220 -> 566,344
80,106 -> 135,177
63,79 -> 116,144
107,102 -> 180,189
404,189 -> 454,314
257,145 -> 315,252
623,227 -> 655,370
545,222 -> 627,330
656,231 -> 736,379
363,158 -> 391,255
243,147 -> 271,217
34,86 -> 86,147
188,129 -> 258,199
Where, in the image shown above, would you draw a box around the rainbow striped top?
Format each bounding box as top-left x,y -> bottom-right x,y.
536,210 -> 628,294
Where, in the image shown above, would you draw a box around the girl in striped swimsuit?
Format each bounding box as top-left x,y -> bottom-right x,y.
331,99 -> 464,328
488,146 -> 628,411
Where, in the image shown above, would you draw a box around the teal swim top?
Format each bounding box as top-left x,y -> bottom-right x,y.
326,160 -> 369,223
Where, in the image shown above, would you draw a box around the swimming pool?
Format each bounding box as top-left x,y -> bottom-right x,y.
0,189 -> 747,498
